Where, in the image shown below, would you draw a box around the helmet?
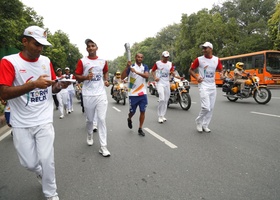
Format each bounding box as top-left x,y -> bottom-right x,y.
115,71 -> 121,79
236,62 -> 244,70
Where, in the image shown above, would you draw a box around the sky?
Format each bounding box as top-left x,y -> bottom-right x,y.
20,0 -> 222,60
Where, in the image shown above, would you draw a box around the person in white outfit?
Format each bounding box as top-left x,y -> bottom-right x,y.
64,67 -> 76,114
151,51 -> 178,123
0,25 -> 71,200
189,42 -> 223,133
56,68 -> 69,119
75,39 -> 110,157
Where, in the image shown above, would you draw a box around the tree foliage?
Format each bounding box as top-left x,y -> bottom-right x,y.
268,1 -> 280,50
0,0 -> 82,70
1,0 -> 279,80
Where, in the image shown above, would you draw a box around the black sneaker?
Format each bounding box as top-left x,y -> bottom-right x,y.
127,118 -> 132,129
138,128 -> 145,136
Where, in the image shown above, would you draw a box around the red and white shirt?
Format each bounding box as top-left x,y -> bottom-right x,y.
75,56 -> 108,96
152,61 -> 174,86
191,55 -> 223,89
0,52 -> 56,127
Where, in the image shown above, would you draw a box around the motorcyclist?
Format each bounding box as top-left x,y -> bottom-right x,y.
111,71 -> 126,96
234,62 -> 247,95
220,68 -> 233,82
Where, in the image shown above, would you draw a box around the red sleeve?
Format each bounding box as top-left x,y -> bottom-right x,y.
170,64 -> 175,72
75,60 -> 84,75
151,63 -> 158,71
217,59 -> 223,71
103,61 -> 108,73
190,58 -> 199,70
0,59 -> 15,86
50,63 -> 56,80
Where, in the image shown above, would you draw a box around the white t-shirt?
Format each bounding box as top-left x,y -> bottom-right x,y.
0,53 -> 54,127
64,73 -> 75,91
126,63 -> 149,96
152,61 -> 173,86
191,55 -> 222,89
76,56 -> 108,97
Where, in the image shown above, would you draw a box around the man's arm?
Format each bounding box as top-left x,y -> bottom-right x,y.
121,61 -> 131,79
0,74 -> 54,100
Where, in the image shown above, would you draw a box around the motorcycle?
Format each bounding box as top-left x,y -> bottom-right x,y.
222,73 -> 272,104
75,85 -> 81,101
112,82 -> 127,105
168,78 -> 191,110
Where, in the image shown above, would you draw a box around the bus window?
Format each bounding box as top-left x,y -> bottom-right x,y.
246,57 -> 252,70
253,55 -> 264,73
266,52 -> 280,74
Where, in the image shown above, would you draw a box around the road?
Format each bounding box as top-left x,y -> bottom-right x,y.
0,86 -> 279,200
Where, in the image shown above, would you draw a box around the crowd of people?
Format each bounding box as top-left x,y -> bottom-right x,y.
1,25 -> 243,200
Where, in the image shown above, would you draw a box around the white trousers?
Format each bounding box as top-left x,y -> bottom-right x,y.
57,92 -> 69,116
13,123 -> 57,198
83,94 -> 108,147
157,84 -> 170,117
196,87 -> 217,128
67,89 -> 75,111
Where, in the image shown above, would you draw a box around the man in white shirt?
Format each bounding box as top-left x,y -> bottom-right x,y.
189,42 -> 223,133
75,39 -> 110,157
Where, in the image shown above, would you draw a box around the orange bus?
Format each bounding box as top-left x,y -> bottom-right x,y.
190,50 -> 280,86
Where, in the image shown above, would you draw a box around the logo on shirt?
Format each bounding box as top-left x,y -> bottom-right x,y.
25,76 -> 49,106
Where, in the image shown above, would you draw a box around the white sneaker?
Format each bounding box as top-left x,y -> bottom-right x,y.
59,115 -> 64,119
203,127 -> 211,133
46,196 -> 59,200
36,174 -> 42,185
158,117 -> 163,123
71,108 -> 74,112
196,122 -> 203,133
87,134 -> 94,146
162,116 -> 167,122
99,146 -> 111,157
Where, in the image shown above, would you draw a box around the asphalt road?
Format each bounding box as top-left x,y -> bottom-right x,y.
0,86 -> 279,200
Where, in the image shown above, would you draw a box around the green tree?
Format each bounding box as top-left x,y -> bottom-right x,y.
268,2 -> 280,50
44,30 -> 82,71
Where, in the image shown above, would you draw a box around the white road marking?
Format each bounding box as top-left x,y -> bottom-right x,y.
112,106 -> 121,112
144,127 -> 178,149
0,130 -> 11,142
272,97 -> 280,99
251,111 -> 280,118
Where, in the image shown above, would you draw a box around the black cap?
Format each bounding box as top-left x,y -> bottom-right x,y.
85,38 -> 94,45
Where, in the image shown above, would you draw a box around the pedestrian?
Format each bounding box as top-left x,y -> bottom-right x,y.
64,67 -> 76,113
74,38 -> 110,157
0,99 -> 12,135
76,82 -> 84,112
189,41 -> 223,133
52,93 -> 59,110
151,51 -> 178,123
0,25 -> 70,200
121,53 -> 149,136
56,68 -> 69,119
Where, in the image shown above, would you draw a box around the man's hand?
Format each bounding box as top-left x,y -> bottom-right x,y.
104,81 -> 110,87
87,72 -> 94,81
33,75 -> 53,89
